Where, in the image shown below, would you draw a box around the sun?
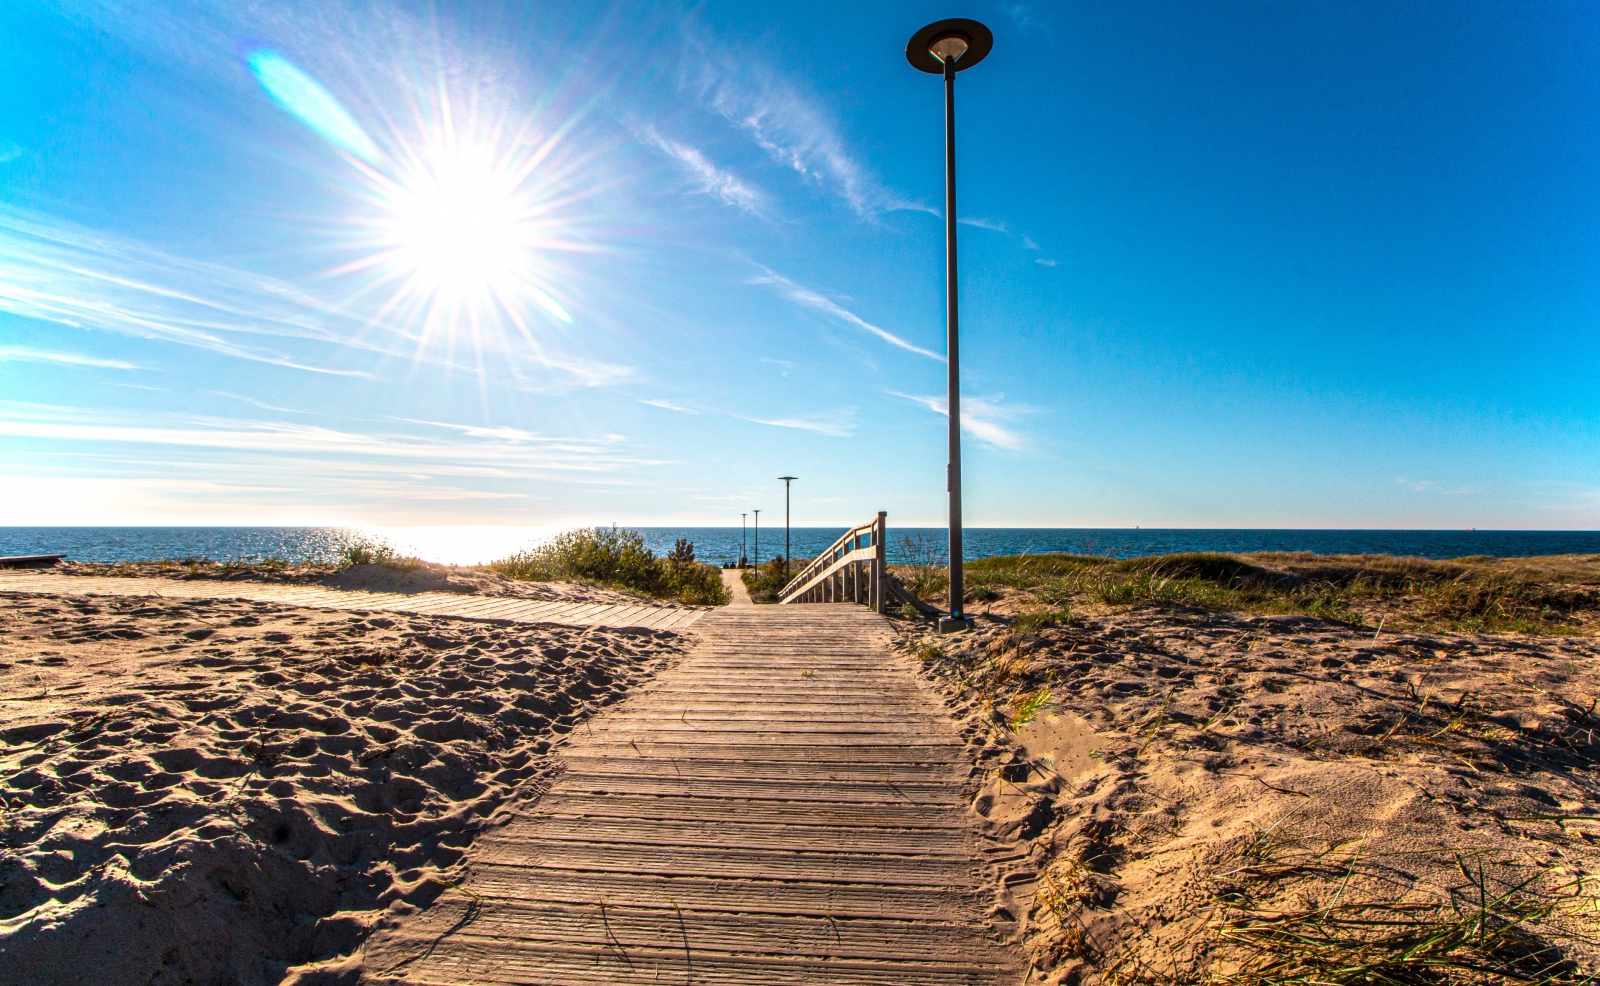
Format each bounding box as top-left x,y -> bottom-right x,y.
337,102 -> 579,355
386,149 -> 523,299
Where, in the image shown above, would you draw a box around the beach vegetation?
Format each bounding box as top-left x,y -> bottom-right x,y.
898,551 -> 1600,634
490,527 -> 728,605
1099,830 -> 1598,986
1013,605 -> 1075,632
898,532 -> 951,599
1009,686 -> 1052,730
740,555 -> 790,603
337,537 -> 423,570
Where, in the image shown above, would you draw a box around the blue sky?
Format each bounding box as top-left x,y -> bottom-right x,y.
1,0 -> 1597,529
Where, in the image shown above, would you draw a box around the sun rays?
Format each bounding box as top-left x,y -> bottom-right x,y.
335,90 -> 598,368
247,46 -> 602,377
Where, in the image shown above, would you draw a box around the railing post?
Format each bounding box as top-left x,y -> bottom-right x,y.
874,511 -> 887,614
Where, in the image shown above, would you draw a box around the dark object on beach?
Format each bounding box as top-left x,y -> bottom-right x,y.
0,554 -> 63,569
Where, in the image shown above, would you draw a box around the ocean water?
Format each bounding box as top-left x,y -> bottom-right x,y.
2,526 -> 1597,568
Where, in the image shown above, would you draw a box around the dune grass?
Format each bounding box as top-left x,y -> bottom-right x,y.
491,528 -> 728,606
1098,822 -> 1599,986
740,556 -> 791,603
338,537 -> 424,570
905,552 -> 1600,633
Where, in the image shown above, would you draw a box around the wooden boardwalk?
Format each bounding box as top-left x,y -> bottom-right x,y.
0,572 -> 706,632
367,578 -> 1021,985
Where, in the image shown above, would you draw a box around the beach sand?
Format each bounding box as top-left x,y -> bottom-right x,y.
902,597 -> 1600,983
0,588 -> 685,985
53,560 -> 682,607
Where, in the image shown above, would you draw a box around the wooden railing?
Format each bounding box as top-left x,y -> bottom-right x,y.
777,512 -> 887,612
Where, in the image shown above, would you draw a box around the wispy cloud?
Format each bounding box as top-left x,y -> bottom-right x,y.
638,398 -> 697,414
207,391 -> 307,414
960,216 -> 1061,265
0,205 -> 629,387
750,267 -> 943,362
0,206 -> 377,376
0,347 -> 139,370
0,401 -> 659,474
640,127 -> 762,214
959,217 -> 1009,233
1005,4 -> 1051,35
734,411 -> 857,438
0,144 -> 25,165
888,391 -> 1027,450
1395,477 -> 1472,495
683,39 -> 930,217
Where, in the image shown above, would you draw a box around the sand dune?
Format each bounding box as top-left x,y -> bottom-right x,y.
905,603 -> 1600,983
0,590 -> 685,985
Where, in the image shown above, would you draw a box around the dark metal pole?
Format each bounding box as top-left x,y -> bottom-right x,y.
754,510 -> 760,570
944,56 -> 965,622
779,477 -> 797,580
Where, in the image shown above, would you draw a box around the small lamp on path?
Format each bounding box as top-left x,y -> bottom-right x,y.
906,17 -> 992,633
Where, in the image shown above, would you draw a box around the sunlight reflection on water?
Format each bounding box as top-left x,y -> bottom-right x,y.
2,527 -> 1598,568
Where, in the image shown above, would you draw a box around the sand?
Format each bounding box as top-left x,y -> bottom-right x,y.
901,601 -> 1600,983
55,561 -> 677,607
10,560 -> 1600,985
0,589 -> 686,985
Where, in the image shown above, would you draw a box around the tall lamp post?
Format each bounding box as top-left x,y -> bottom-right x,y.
753,509 -> 760,570
778,476 -> 798,580
741,513 -> 748,568
907,17 -> 991,634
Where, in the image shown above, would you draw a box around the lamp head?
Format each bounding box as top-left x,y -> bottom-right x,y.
906,18 -> 993,74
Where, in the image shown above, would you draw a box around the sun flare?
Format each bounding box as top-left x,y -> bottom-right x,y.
336,98 -> 583,361
386,152 -> 523,298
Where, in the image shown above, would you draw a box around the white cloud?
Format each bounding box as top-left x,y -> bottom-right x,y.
683,40 -> 930,217
887,391 -> 1027,450
1035,257 -> 1058,267
734,410 -> 857,437
640,127 -> 762,214
0,206 -> 377,376
750,267 -> 944,362
0,401 -> 659,474
207,391 -> 306,414
1022,236 -> 1041,251
1395,477 -> 1472,495
0,347 -> 139,370
638,398 -> 697,414
0,205 -> 629,387
959,217 -> 1009,233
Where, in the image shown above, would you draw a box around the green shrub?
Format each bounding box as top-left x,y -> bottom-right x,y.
338,538 -> 421,571
491,528 -> 728,605
741,556 -> 790,603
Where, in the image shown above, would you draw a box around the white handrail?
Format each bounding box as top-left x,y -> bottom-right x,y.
777,512 -> 887,612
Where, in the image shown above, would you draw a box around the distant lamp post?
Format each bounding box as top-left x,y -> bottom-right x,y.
907,17 -> 991,633
778,476 -> 798,579
740,512 -> 748,568
753,509 -> 761,570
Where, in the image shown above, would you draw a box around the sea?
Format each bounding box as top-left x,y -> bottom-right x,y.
2,527 -> 1598,568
